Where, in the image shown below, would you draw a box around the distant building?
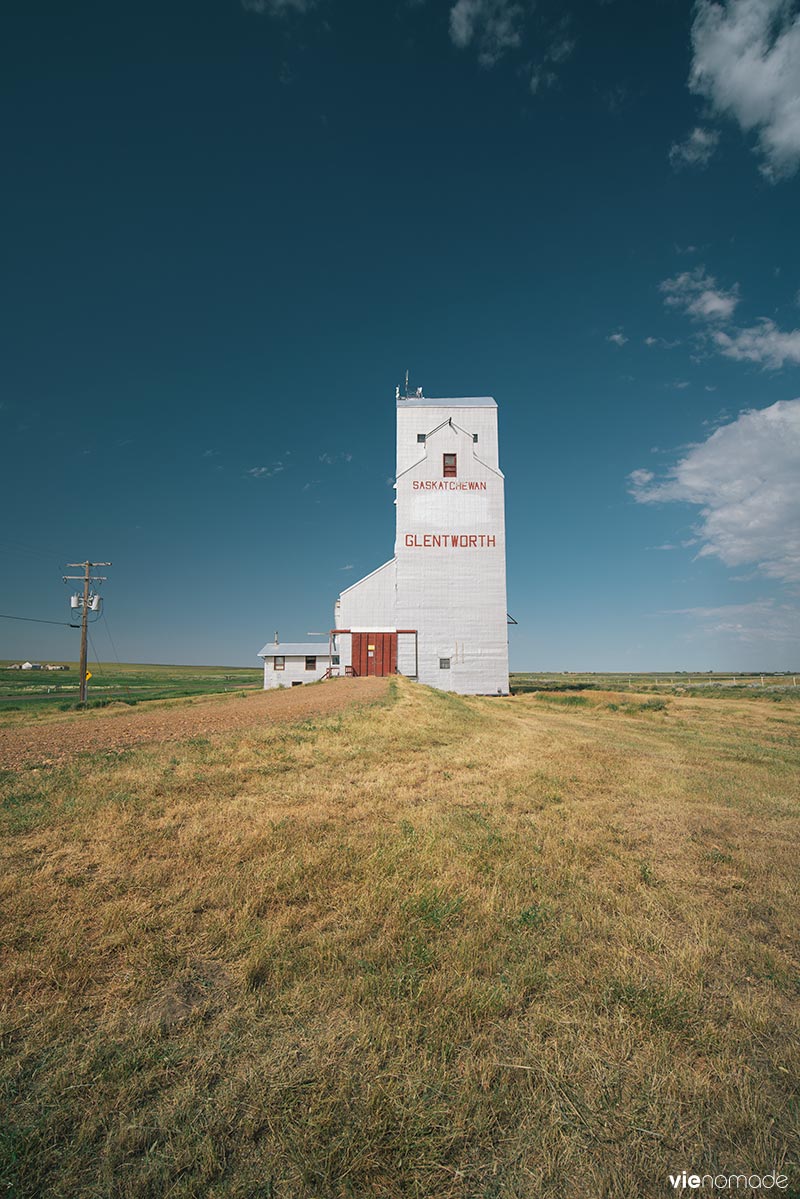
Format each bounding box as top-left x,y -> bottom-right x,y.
258,642 -> 335,690
21,662 -> 42,671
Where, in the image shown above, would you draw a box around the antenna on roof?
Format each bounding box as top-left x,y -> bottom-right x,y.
399,370 -> 423,400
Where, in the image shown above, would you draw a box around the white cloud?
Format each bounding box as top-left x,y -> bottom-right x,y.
607,331 -> 628,346
629,398 -> 800,583
659,266 -> 800,370
242,0 -> 312,13
644,335 -> 681,348
664,599 -> 800,644
660,267 -> 740,321
449,0 -> 523,66
642,333 -> 681,347
319,451 -> 353,465
669,125 -> 720,168
530,19 -> 576,92
247,462 -> 285,478
689,0 -> 800,180
712,318 -> 800,367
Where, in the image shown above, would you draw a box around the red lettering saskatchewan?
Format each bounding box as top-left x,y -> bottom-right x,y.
411,480 -> 488,491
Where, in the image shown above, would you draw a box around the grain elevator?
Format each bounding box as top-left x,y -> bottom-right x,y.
331,385 -> 509,695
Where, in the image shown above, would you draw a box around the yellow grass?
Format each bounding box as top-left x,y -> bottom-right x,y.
1,678 -> 798,1198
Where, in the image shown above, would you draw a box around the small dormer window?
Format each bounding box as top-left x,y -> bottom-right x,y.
443,453 -> 457,478
417,433 -> 426,443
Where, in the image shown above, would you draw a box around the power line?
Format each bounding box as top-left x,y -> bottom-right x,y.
100,612 -> 134,701
0,613 -> 79,627
0,537 -> 64,561
101,611 -> 123,666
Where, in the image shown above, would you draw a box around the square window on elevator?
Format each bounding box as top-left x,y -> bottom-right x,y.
443,453 -> 457,478
473,433 -> 478,442
439,658 -> 451,670
417,433 -> 426,443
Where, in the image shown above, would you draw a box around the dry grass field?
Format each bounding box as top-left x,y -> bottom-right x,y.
1,677 -> 798,1198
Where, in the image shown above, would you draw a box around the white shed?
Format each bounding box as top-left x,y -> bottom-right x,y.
257,642 -> 335,690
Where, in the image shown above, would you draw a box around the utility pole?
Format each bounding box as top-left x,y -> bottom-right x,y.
63,561 -> 111,703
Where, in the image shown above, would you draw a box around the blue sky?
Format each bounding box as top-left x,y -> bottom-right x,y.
1,0 -> 799,671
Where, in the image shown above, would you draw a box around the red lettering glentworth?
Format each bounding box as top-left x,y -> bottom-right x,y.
401,533 -> 499,547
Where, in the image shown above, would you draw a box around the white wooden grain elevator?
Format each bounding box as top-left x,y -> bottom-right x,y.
330,385 -> 509,695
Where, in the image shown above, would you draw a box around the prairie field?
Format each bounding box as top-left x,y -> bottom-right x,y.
1,676 -> 798,1198
0,662 -> 263,716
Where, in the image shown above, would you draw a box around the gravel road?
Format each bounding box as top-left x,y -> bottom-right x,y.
0,677 -> 389,770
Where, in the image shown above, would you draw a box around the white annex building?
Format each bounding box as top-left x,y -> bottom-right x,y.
260,386 -> 510,695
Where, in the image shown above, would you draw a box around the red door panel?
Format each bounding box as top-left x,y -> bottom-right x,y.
350,633 -> 397,677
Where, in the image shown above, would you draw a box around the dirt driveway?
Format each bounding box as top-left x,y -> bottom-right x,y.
0,677 -> 389,770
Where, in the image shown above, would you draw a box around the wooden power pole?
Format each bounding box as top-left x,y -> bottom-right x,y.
63,561 -> 111,704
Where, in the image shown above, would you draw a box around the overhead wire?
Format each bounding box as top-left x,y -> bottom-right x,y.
100,612 -> 133,700
0,613 -> 80,627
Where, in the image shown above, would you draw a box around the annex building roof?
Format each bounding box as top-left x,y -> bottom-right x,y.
257,643 -> 332,658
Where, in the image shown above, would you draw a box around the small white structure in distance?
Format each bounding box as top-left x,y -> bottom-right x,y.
258,642 -> 335,689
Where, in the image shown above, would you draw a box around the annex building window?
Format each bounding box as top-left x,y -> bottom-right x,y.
305,656 -> 317,670
439,658 -> 451,670
443,453 -> 457,478
417,433 -> 426,443
273,656 -> 285,671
